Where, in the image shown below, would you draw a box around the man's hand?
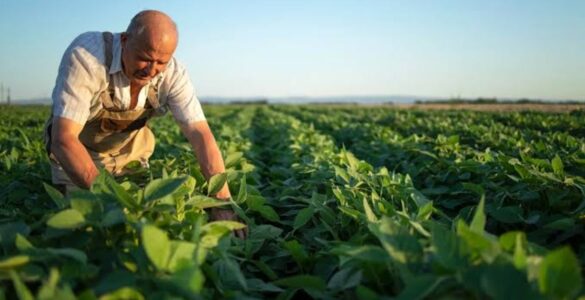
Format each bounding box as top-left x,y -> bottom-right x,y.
209,207 -> 247,239
179,121 -> 247,239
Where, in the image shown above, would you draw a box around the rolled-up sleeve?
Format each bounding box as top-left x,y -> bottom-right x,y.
164,58 -> 206,124
52,33 -> 104,125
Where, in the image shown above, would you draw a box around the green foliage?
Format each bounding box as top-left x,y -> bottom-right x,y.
1,105 -> 584,299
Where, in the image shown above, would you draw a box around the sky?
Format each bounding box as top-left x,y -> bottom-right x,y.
0,1 -> 584,102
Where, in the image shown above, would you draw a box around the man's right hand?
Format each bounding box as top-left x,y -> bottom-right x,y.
51,117 -> 99,189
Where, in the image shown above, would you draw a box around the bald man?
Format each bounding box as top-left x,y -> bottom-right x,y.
44,10 -> 244,237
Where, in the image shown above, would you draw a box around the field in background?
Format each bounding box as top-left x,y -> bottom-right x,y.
0,104 -> 583,299
398,103 -> 585,112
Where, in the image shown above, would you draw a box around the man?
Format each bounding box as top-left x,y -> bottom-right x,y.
45,10 -> 245,238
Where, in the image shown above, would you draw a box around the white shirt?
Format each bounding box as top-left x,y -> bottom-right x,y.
51,31 -> 206,125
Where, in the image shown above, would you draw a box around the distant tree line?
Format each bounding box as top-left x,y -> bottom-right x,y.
414,98 -> 583,105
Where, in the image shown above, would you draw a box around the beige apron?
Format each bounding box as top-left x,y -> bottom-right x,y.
44,32 -> 164,192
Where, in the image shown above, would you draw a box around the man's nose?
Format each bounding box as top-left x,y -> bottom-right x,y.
146,62 -> 158,77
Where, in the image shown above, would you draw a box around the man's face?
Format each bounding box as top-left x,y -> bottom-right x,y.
121,32 -> 176,87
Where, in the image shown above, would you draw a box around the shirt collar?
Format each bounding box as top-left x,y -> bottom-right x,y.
109,33 -> 123,75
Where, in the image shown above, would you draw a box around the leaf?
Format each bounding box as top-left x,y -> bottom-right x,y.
481,264 -> 540,300
98,170 -> 138,209
538,247 -> 582,299
99,287 -> 144,300
69,192 -> 101,221
185,195 -> 231,210
37,268 -> 60,300
258,205 -> 280,222
293,207 -> 314,230
15,234 -> 34,250
101,209 -> 125,227
224,152 -> 243,168
202,221 -> 246,232
47,209 -> 86,229
369,217 -> 423,265
0,255 -> 30,269
46,248 -> 87,264
551,155 -> 564,177
167,241 -> 196,272
141,225 -> 170,271
327,268 -> 362,290
246,278 -> 284,292
363,198 -> 377,222
43,183 -> 68,209
223,257 -> 248,290
430,222 -> 465,270
200,221 -> 246,249
416,201 -> 434,221
170,266 -> 205,294
284,240 -> 308,267
0,221 -> 30,248
144,176 -> 188,203
94,271 -> 137,295
246,195 -> 266,210
9,270 -> 34,300
207,173 -> 228,196
250,225 -> 283,240
274,275 -> 326,291
236,175 -> 247,204
470,195 -> 486,233
395,275 -> 444,300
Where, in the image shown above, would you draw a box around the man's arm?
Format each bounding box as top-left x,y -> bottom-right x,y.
179,120 -> 231,199
51,117 -> 99,189
180,120 -> 247,238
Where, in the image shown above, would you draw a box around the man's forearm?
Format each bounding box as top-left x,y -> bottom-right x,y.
181,121 -> 231,199
52,137 -> 99,189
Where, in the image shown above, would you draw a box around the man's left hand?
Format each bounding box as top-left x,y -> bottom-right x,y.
209,207 -> 247,239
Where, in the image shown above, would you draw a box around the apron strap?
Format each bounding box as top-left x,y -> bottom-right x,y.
101,32 -> 116,110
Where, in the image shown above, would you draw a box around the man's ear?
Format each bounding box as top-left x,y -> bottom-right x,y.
120,32 -> 128,46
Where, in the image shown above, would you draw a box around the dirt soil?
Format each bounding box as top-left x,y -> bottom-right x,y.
394,103 -> 585,113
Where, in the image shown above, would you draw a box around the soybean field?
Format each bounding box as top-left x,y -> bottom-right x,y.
0,104 -> 584,299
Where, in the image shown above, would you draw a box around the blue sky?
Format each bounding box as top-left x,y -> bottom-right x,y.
0,1 -> 584,101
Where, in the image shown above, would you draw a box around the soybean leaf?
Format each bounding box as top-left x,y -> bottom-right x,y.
15,234 -> 34,250
551,155 -> 564,177
274,275 -> 326,291
224,152 -> 243,168
170,266 -> 205,294
101,209 -> 125,227
236,175 -> 247,204
363,198 -> 377,222
258,205 -> 280,222
142,225 -> 170,271
46,248 -> 87,264
0,255 -> 30,269
293,207 -> 314,230
99,170 -> 138,210
395,275 -> 444,300
470,195 -> 486,233
9,270 -> 34,300
99,287 -> 144,300
47,209 -> 85,229
167,241 -> 196,272
207,173 -> 228,196
0,221 -> 30,248
186,195 -> 231,210
144,176 -> 188,203
246,278 -> 284,292
327,268 -> 362,290
43,183 -> 67,209
538,247 -> 582,299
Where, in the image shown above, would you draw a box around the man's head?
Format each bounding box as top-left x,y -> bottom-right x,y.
121,10 -> 178,87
